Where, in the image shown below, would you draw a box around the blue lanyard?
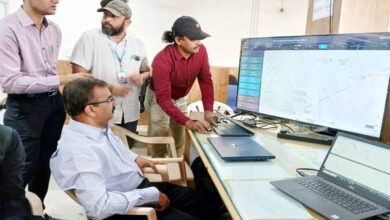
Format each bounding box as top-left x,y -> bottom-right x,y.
110,38 -> 128,71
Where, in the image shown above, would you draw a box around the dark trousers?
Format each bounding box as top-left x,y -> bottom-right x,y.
118,116 -> 138,149
104,180 -> 220,220
0,126 -> 31,219
4,92 -> 66,202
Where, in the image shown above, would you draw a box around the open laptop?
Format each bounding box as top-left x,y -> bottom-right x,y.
211,112 -> 254,137
207,136 -> 275,161
271,132 -> 390,220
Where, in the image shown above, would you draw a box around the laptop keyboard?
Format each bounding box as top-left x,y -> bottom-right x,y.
296,178 -> 378,214
212,118 -> 252,136
213,121 -> 250,136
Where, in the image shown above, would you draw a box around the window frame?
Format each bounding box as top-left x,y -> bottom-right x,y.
0,0 -> 8,19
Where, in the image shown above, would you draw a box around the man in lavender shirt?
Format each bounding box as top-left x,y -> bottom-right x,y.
0,0 -> 89,204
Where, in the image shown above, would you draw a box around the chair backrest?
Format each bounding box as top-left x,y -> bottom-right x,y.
0,97 -> 6,110
0,95 -> 6,124
110,125 -> 192,186
65,190 -> 78,203
226,85 -> 237,110
110,124 -> 177,157
187,100 -> 234,116
139,79 -> 149,113
25,191 -> 44,217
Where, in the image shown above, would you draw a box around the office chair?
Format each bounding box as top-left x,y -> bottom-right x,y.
187,100 -> 234,116
139,78 -> 149,113
61,125 -> 192,220
0,97 -> 6,110
65,190 -> 157,220
25,191 -> 44,217
111,125 -> 194,187
226,75 -> 238,110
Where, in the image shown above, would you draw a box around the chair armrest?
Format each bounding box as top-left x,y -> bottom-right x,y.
66,190 -> 157,220
126,207 -> 157,220
25,191 -> 44,216
143,164 -> 168,182
111,125 -> 177,157
141,157 -> 188,183
146,157 -> 185,163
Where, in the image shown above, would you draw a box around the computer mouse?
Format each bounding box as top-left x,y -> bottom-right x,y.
221,118 -> 228,123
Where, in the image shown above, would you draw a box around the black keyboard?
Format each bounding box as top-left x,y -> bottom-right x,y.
296,178 -> 378,214
212,116 -> 254,137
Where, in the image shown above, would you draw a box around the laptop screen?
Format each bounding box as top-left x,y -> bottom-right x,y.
319,133 -> 390,207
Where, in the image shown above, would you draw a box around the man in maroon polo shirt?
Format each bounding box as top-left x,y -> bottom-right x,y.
146,16 -> 217,157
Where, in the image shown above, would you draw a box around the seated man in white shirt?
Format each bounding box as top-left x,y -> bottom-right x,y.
50,78 -> 220,220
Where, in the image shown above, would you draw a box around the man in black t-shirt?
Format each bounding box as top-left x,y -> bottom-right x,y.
0,124 -> 43,220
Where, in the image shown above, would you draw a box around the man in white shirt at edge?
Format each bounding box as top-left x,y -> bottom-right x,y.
50,78 -> 220,220
70,0 -> 149,148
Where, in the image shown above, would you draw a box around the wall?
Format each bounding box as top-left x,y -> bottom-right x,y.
8,0 -> 308,67
256,0 -> 309,37
338,0 -> 390,33
305,0 -> 342,34
306,0 -> 390,35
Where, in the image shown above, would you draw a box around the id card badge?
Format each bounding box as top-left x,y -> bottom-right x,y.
117,71 -> 127,84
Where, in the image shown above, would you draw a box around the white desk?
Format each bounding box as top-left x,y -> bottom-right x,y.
186,123 -> 330,220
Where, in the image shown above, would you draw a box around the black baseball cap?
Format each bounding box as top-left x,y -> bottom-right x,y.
172,16 -> 210,40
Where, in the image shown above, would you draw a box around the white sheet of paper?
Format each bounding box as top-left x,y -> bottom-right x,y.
313,0 -> 333,21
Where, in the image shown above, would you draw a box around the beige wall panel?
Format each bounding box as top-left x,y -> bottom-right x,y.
381,94 -> 390,144
188,67 -> 237,105
388,16 -> 390,30
339,0 -> 390,33
57,60 -> 71,76
306,0 -> 342,34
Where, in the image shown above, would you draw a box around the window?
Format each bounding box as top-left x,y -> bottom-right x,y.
0,1 -> 7,19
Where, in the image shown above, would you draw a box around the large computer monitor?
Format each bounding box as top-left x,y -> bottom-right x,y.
236,33 -> 390,139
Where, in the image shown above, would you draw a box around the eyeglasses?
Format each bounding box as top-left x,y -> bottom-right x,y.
86,96 -> 114,106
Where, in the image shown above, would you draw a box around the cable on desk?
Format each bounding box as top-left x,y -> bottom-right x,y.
257,120 -> 278,129
230,114 -> 295,133
296,168 -> 319,177
256,118 -> 295,133
231,111 -> 258,119
257,123 -> 278,130
279,123 -> 295,133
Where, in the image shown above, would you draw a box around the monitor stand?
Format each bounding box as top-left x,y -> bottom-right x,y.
310,126 -> 337,137
277,130 -> 334,145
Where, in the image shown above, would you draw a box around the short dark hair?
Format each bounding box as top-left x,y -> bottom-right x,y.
62,78 -> 108,116
100,0 -> 128,7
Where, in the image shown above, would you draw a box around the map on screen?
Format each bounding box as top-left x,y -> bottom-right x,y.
236,33 -> 390,138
